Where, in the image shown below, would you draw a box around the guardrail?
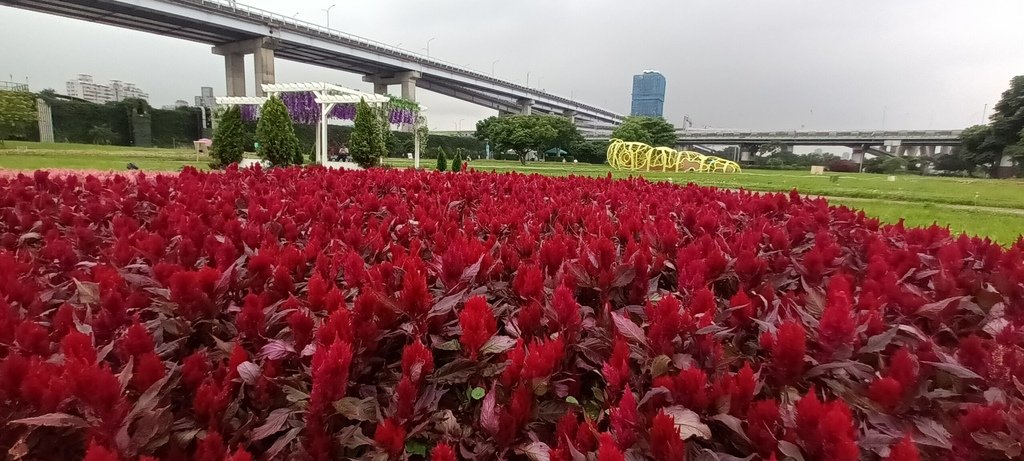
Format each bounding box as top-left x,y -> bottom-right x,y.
676,130 -> 962,139
174,0 -> 623,120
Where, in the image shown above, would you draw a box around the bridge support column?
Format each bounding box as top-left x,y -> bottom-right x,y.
362,71 -> 421,101
851,147 -> 866,166
937,145 -> 952,156
212,37 -> 279,97
253,47 -> 275,96
518,98 -> 534,115
738,144 -> 758,162
563,109 -> 576,124
996,154 -> 1018,179
224,53 -> 246,97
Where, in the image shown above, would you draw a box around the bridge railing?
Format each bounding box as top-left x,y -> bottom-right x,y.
175,0 -> 622,120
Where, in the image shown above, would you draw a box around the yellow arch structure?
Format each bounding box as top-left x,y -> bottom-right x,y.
607,139 -> 741,173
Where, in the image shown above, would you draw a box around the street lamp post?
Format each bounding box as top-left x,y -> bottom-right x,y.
292,11 -> 300,19
526,71 -> 530,87
491,59 -> 500,76
425,37 -> 436,56
322,4 -> 335,29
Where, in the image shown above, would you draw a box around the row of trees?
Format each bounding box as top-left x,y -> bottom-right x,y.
212,97 -> 387,168
473,114 -> 678,165
954,76 -> 1024,177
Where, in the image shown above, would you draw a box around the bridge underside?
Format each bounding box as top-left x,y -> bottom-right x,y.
2,0 -> 622,125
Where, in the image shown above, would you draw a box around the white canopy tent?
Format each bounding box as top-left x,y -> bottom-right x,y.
215,82 -> 423,167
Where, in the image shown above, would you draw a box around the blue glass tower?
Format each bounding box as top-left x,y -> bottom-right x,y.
630,71 -> 666,117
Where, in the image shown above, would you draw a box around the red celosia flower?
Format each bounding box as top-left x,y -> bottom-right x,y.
401,339 -> 434,384
729,290 -> 754,325
288,309 -> 315,352
650,410 -> 686,461
61,330 -> 96,364
181,350 -> 209,391
307,271 -> 329,311
119,320 -> 155,360
66,361 -> 123,419
508,383 -> 534,429
317,304 -> 354,347
431,443 -> 457,461
770,320 -> 806,383
501,339 -> 526,387
885,436 -> 920,461
131,352 -> 166,392
236,293 -> 265,339
513,264 -> 544,301
795,389 -> 858,461
597,432 -> 625,461
395,376 -> 418,421
603,338 -> 631,392
375,418 -> 407,459
728,362 -> 756,415
610,385 -> 638,449
193,378 -> 229,425
83,440 -> 120,461
399,268 -> 431,319
869,377 -> 904,412
746,399 -> 780,458
517,300 -> 543,338
888,348 -> 919,390
193,431 -> 226,461
819,280 -> 856,355
458,296 -> 496,359
523,337 -> 565,382
551,286 -> 582,340
646,296 -> 682,356
15,321 -> 49,356
659,366 -> 709,412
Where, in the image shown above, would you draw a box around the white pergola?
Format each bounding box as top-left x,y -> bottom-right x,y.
216,82 -> 423,167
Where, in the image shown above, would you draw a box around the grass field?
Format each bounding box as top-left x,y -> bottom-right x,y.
0,141 -> 210,171
387,158 -> 1024,210
1,142 -> 1021,244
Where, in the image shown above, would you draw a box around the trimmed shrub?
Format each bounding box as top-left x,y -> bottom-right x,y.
255,96 -> 302,166
211,105 -> 244,168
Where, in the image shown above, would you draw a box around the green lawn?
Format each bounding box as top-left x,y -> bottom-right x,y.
388,158 -> 1024,210
827,198 -> 1024,245
1,142 -> 1021,244
0,141 -> 210,171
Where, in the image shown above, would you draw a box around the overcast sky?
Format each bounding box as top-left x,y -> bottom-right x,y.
2,0 -> 1022,131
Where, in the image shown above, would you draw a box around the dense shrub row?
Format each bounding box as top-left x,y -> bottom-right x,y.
0,167 -> 1022,460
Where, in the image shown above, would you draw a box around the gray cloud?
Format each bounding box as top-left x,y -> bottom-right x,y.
1,0 -> 1021,131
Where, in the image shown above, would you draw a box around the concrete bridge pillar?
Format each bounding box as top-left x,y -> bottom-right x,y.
738,144 -> 758,162
362,71 -> 421,101
224,53 -> 246,97
937,145 -> 952,156
518,98 -> 534,115
563,109 -> 576,124
212,37 -> 279,97
850,147 -> 865,165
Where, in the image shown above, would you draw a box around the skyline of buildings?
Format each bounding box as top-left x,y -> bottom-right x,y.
630,70 -> 666,117
65,73 -> 149,104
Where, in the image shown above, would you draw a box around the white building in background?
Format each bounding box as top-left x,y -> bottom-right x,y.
65,74 -> 149,104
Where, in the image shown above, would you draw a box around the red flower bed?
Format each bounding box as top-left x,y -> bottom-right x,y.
1,167 -> 1023,461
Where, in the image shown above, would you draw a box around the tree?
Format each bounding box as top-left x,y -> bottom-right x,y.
255,96 -> 301,166
349,98 -> 387,168
436,147 -> 448,172
610,116 -> 677,147
211,105 -> 245,167
474,115 -> 583,165
958,124 -> 1000,174
990,76 -> 1024,160
88,124 -> 116,145
450,149 -> 463,172
880,156 -> 908,174
0,90 -> 37,146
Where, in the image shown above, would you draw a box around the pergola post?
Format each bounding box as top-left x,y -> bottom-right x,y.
413,117 -> 421,169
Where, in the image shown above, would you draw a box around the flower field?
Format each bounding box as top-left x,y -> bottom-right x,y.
1,166 -> 1023,461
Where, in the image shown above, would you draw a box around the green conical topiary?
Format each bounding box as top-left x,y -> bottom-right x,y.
255,96 -> 301,166
350,98 -> 388,168
210,105 -> 244,168
450,149 -> 463,172
436,147 -> 448,172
